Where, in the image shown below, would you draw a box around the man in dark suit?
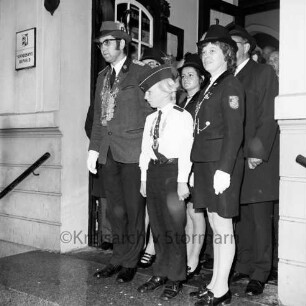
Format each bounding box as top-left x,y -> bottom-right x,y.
229,25 -> 279,295
87,21 -> 152,283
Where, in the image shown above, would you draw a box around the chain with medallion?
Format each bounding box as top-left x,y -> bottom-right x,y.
100,68 -> 120,126
194,71 -> 229,134
194,90 -> 212,134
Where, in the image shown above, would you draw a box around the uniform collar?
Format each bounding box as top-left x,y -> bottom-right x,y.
210,72 -> 223,85
121,57 -> 132,73
111,56 -> 127,75
157,102 -> 174,116
205,70 -> 232,93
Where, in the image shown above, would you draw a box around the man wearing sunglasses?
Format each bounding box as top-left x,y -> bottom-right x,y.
87,21 -> 152,283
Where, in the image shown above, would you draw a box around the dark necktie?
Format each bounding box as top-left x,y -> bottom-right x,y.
110,69 -> 116,88
153,110 -> 162,149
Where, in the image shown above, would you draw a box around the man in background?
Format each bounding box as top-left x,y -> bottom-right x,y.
267,50 -> 279,78
262,45 -> 276,63
229,24 -> 279,296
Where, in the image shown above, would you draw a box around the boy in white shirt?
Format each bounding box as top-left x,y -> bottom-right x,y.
137,65 -> 194,301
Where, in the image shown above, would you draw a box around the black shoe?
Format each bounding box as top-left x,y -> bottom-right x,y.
195,290 -> 232,306
203,258 -> 214,270
189,284 -> 209,299
268,267 -> 278,284
94,264 -> 121,278
116,267 -> 137,283
138,252 -> 156,269
245,279 -> 265,296
160,281 -> 183,301
101,241 -> 113,250
137,276 -> 168,293
187,263 -> 202,280
230,271 -> 249,283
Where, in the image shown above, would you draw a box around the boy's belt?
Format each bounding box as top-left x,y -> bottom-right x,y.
149,158 -> 178,165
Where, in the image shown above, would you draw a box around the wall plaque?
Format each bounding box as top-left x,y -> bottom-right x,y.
16,28 -> 36,70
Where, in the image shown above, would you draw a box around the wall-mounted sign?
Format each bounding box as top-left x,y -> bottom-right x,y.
15,27 -> 36,70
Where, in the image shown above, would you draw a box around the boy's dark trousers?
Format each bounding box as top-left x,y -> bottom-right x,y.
146,161 -> 187,281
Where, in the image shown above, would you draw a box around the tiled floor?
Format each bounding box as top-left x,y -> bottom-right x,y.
0,246 -> 278,306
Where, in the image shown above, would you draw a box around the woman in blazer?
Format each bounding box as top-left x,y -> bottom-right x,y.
190,25 -> 245,306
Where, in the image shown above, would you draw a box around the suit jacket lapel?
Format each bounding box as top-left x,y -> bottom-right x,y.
205,70 -> 232,97
187,91 -> 201,107
236,59 -> 254,81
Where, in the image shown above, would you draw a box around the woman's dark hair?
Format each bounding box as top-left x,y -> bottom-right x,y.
180,66 -> 205,89
200,41 -> 237,74
180,65 -> 202,79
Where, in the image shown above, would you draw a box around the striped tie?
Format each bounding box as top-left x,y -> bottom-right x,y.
152,110 -> 162,149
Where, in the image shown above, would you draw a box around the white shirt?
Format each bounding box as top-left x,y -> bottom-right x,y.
235,58 -> 250,76
111,56 -> 127,76
139,103 -> 194,182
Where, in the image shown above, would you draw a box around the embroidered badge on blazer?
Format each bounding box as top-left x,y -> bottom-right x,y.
229,96 -> 239,109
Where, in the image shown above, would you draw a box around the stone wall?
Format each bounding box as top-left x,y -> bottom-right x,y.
0,0 -> 91,252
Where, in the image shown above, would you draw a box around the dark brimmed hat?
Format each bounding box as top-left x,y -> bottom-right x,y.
197,25 -> 238,53
141,48 -> 167,65
94,21 -> 131,43
139,64 -> 175,92
178,53 -> 206,75
227,24 -> 256,52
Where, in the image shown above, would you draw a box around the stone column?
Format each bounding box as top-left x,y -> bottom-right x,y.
275,1 -> 306,305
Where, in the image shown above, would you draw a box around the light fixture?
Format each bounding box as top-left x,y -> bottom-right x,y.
44,0 -> 60,16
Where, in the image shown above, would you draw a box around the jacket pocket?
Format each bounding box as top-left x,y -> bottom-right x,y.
121,84 -> 136,90
205,135 -> 224,140
125,128 -> 144,134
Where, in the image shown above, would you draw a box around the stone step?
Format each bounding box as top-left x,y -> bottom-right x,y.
0,239 -> 38,258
